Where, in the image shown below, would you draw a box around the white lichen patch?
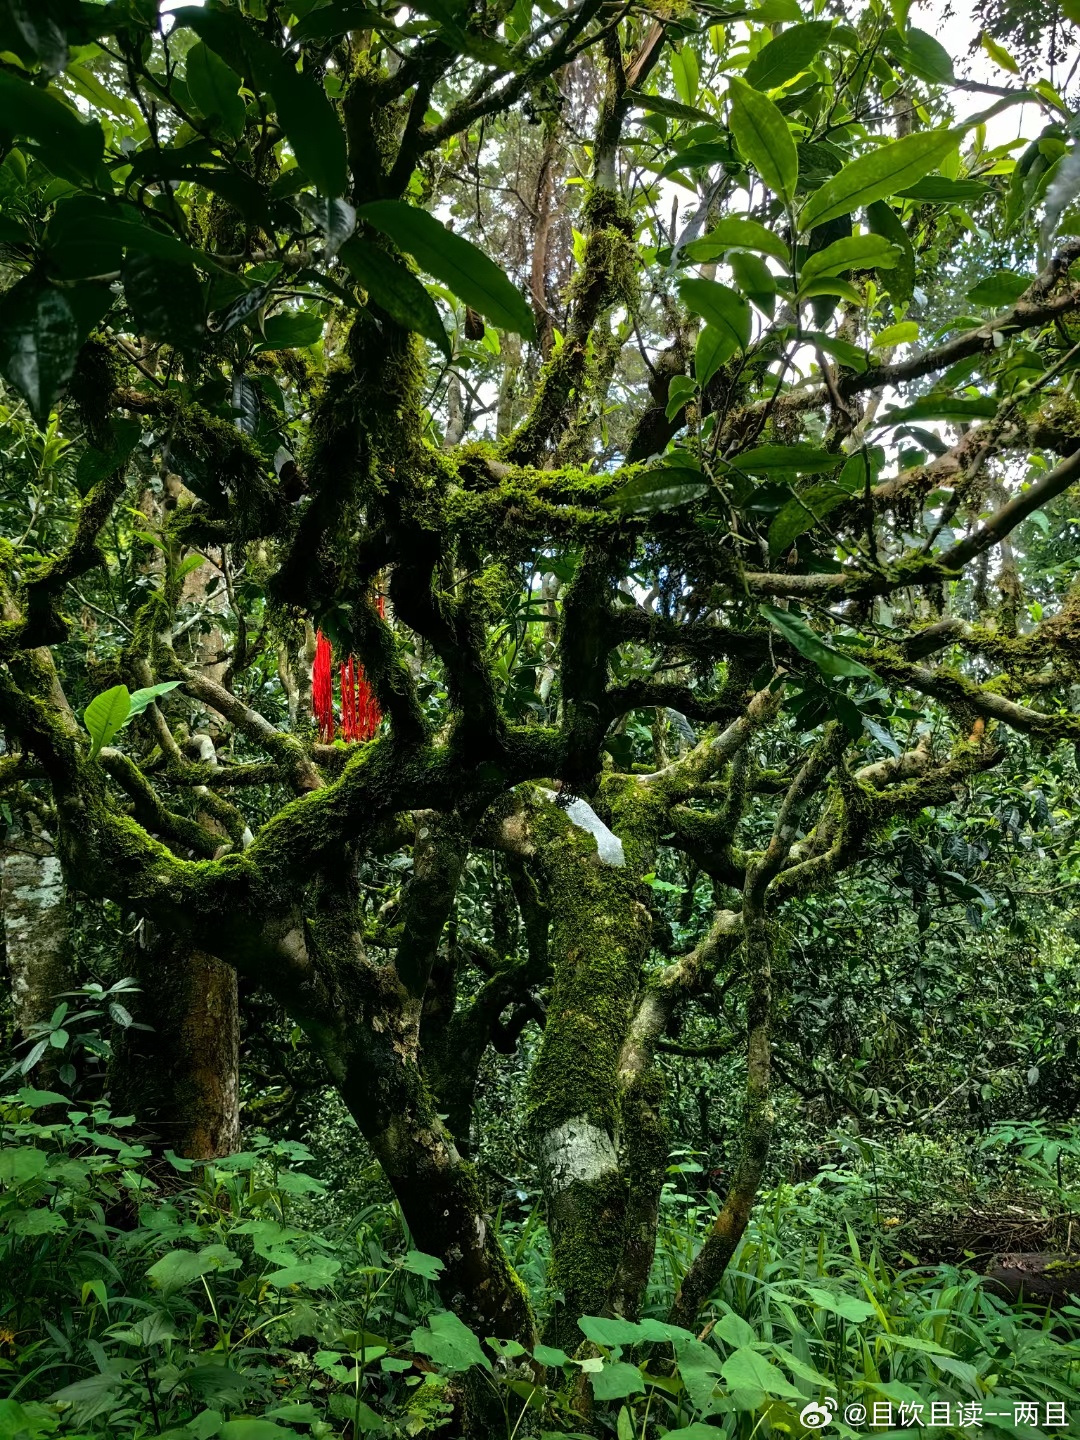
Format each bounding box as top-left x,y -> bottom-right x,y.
538,1116 -> 619,1194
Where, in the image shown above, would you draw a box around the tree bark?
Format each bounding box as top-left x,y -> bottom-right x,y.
1,820 -> 73,1055
111,934 -> 240,1159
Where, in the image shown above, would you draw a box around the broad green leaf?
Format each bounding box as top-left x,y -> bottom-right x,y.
123,253 -> 206,353
604,467 -> 710,515
713,1312 -> 757,1348
671,1335 -> 724,1414
578,1315 -> 646,1347
696,324 -> 738,388
980,30 -> 1021,72
743,21 -> 833,91
264,1258 -> 341,1288
0,276 -> 79,426
721,1346 -> 802,1397
411,1310 -> 491,1373
874,395 -> 998,425
805,1286 -> 877,1321
0,70 -> 105,183
659,141 -> 738,179
684,215 -> 790,266
897,175 -> 990,202
296,194 -> 356,258
677,278 -> 750,352
83,684 -> 132,758
258,311 -> 324,350
800,233 -> 900,284
965,269 -> 1029,306
126,682 -> 180,720
799,130 -> 957,232
727,79 -> 798,204
759,603 -> 877,680
533,1343 -> 570,1367
587,1360 -> 645,1401
625,90 -> 715,124
340,237 -> 451,358
883,26 -> 955,85
768,480 -> 851,554
186,41 -> 246,141
358,200 -> 535,339
871,320 -> 918,348
218,1423 -> 295,1440
400,1249 -> 445,1279
799,275 -> 863,302
147,1244 -> 240,1297
866,199 -> 915,304
729,444 -> 840,473
730,251 -> 776,317
0,1146 -> 48,1186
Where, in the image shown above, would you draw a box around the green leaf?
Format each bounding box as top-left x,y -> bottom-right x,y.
0,70 -> 105,183
126,682 -> 181,719
264,1258 -> 341,1288
743,21 -> 833,91
218,1423 -> 295,1440
625,90 -> 715,124
714,1312 -> 757,1348
677,278 -> 750,352
123,253 -> 206,353
721,1346 -> 802,1397
533,1344 -> 570,1367
603,467 -> 710,515
800,233 -> 899,284
799,129 -> 957,232
875,395 -> 998,425
0,276 -> 79,426
730,251 -> 776,317
83,685 -> 132,758
171,6 -> 347,196
258,311 -> 324,350
147,1244 -> 239,1297
727,78 -> 798,203
866,199 -> 915,304
185,41 -> 246,141
872,320 -> 918,348
883,26 -> 955,85
0,1146 -> 48,1186
358,200 -> 535,339
684,214 -> 790,266
696,324 -> 737,389
896,175 -> 990,202
411,1310 -> 491,1373
400,1249 -> 445,1279
980,30 -> 1021,73
730,444 -> 840,473
340,237 -> 451,359
768,480 -> 851,554
578,1315 -> 646,1346
965,269 -> 1030,306
759,603 -> 877,679
805,1286 -> 877,1321
587,1360 -> 645,1401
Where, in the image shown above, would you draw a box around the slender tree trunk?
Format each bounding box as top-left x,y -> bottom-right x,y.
2,821 -> 74,1067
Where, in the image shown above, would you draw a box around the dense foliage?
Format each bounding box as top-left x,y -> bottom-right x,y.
1,0 -> 1080,1433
